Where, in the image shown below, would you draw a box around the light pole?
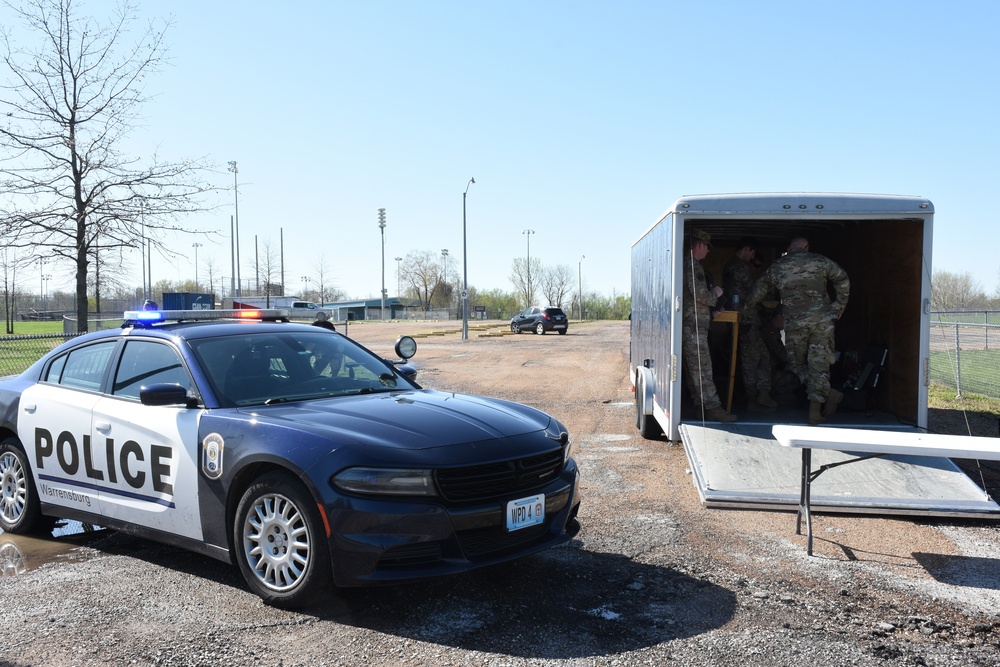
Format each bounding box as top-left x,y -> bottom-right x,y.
192,243 -> 203,290
441,249 -> 449,310
461,177 -> 475,339
138,200 -> 147,302
37,258 -> 46,310
42,274 -> 52,312
378,208 -> 387,321
578,255 -> 586,320
301,276 -> 311,298
522,229 -> 535,306
394,256 -> 403,299
227,161 -> 241,296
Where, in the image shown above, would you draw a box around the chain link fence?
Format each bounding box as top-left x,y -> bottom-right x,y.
929,312 -> 1000,399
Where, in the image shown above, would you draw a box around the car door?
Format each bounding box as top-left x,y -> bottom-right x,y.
91,339 -> 204,540
17,340 -> 120,519
515,307 -> 536,330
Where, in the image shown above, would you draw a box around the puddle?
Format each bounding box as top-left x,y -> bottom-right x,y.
0,521 -> 107,577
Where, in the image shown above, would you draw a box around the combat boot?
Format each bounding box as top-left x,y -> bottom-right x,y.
808,401 -> 824,425
822,389 -> 844,419
757,389 -> 779,408
746,398 -> 776,413
705,406 -> 738,422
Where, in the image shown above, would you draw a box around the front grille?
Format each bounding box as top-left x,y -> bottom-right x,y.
459,523 -> 549,560
378,542 -> 444,568
436,447 -> 565,502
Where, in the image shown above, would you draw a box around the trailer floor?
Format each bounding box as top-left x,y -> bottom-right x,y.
678,418 -> 1000,517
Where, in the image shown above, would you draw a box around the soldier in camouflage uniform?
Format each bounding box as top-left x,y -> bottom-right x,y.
723,236 -> 777,412
682,229 -> 737,422
746,237 -> 850,424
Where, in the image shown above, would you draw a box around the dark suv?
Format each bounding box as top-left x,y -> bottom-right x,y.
511,306 -> 569,335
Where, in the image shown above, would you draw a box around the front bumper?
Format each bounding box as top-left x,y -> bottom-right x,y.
324,459 -> 581,586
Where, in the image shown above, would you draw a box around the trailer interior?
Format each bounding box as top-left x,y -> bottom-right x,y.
683,215 -> 927,429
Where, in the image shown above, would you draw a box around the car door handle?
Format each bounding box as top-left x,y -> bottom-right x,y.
23,403 -> 36,413
95,421 -> 112,433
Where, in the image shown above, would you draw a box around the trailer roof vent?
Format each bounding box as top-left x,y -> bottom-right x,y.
816,205 -> 824,209
783,204 -> 791,209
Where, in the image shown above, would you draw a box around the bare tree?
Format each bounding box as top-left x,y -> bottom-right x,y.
0,0 -> 218,331
509,256 -> 543,307
402,250 -> 445,311
540,264 -> 574,308
931,270 -> 987,311
312,253 -> 344,304
250,239 -> 282,303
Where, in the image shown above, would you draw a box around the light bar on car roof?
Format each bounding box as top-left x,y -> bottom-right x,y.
123,309 -> 290,325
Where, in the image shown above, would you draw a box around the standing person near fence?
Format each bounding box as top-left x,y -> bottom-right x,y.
746,236 -> 850,425
683,229 -> 737,423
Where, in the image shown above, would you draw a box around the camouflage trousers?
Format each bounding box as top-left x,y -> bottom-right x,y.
682,320 -> 722,411
738,323 -> 771,397
784,318 -> 836,402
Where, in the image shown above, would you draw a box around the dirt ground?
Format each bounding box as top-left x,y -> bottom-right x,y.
1,319 -> 999,666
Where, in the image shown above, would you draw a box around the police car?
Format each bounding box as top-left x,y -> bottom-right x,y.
0,309 -> 581,608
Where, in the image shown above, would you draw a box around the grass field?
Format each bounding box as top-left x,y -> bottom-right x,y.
2,321 -> 64,336
929,349 -> 1000,399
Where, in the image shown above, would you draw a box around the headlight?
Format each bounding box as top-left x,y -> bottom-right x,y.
332,467 -> 437,497
547,428 -> 572,464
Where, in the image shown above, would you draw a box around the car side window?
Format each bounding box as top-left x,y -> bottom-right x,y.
46,340 -> 118,391
112,340 -> 191,399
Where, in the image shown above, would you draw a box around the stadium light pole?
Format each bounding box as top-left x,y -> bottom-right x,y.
578,255 -> 586,320
461,178 -> 475,339
522,229 -> 535,306
378,208 -> 387,321
192,243 -> 203,290
228,161 -> 241,296
394,256 -> 403,300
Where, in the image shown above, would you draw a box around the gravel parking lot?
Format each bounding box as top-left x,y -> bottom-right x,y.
2,319 -> 999,666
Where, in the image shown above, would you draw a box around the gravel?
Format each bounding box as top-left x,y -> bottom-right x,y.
1,320 -> 998,666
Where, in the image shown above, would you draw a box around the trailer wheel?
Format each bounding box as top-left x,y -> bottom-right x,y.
635,373 -> 661,440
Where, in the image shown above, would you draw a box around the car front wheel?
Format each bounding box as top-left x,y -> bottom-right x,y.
0,437 -> 52,534
535,322 -> 545,335
510,322 -> 519,333
234,472 -> 331,608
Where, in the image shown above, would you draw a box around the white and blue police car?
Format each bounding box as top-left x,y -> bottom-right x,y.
0,309 -> 581,607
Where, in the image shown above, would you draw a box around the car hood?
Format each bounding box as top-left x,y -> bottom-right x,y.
234,389 -> 552,451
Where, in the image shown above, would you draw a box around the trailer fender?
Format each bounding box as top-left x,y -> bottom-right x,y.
635,366 -> 655,417
635,366 -> 662,439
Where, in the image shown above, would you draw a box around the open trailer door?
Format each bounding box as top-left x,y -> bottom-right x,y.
679,422 -> 1000,517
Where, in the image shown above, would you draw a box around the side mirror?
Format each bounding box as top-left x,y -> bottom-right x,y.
395,364 -> 418,383
140,383 -> 196,407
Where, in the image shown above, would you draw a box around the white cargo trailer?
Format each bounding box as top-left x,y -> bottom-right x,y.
630,193 -> 999,517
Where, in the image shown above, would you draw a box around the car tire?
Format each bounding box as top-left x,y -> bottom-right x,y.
558,329 -> 568,335
535,322 -> 545,335
0,437 -> 53,534
510,322 -> 519,334
233,472 -> 331,609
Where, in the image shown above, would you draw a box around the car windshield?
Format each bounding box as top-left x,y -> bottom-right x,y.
189,330 -> 412,408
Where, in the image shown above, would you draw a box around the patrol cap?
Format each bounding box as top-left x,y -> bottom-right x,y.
690,229 -> 712,247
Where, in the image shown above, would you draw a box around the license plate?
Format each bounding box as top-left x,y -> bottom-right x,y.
506,494 -> 545,531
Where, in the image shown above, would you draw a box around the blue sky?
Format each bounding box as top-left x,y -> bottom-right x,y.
9,1 -> 1000,300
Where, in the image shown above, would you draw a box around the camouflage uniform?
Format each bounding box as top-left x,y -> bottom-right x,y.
723,254 -> 771,398
747,248 -> 850,402
682,252 -> 722,411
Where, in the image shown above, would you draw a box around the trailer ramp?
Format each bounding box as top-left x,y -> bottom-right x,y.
679,423 -> 1000,517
